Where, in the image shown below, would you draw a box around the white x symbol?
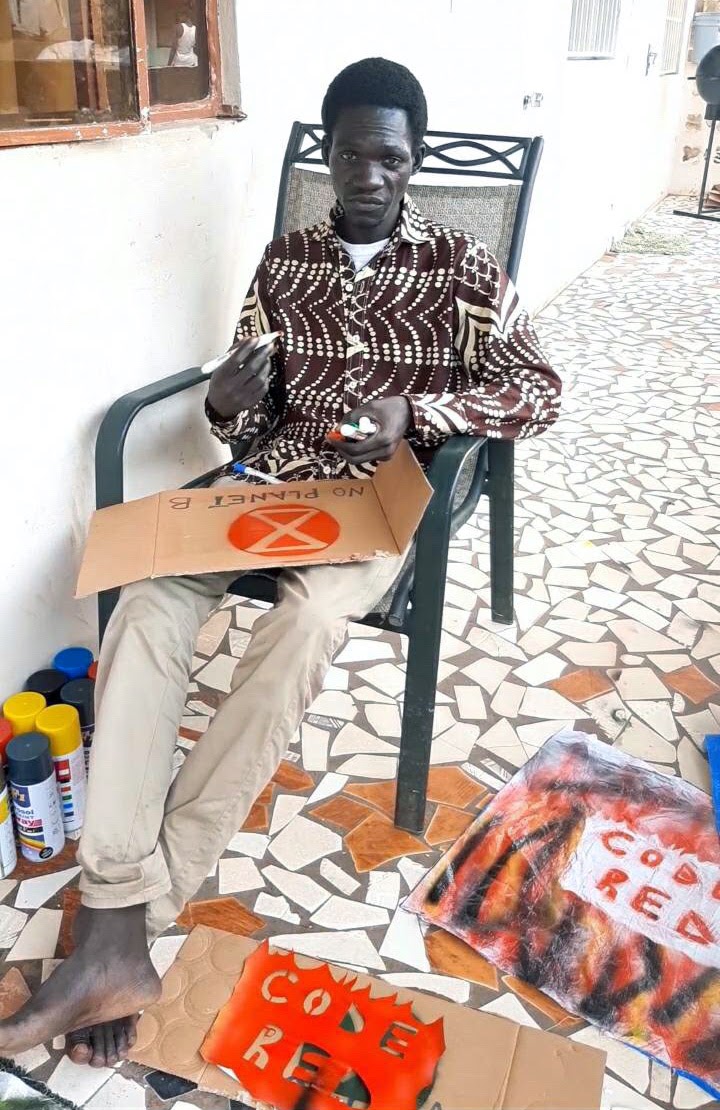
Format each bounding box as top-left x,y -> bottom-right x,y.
242,507 -> 333,555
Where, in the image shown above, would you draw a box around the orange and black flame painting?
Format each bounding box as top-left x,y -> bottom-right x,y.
406,731 -> 720,1098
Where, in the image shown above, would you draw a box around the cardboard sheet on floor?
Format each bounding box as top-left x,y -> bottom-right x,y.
75,442 -> 432,597
129,925 -> 606,1109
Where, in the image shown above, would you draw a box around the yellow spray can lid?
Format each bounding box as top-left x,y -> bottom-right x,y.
3,692 -> 47,735
35,704 -> 82,758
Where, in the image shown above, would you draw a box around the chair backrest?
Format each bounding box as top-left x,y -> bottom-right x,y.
274,124 -> 543,283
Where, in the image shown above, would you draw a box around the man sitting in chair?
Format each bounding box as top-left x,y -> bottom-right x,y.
0,57 -> 560,1065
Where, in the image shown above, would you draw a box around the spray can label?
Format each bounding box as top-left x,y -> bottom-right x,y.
10,775 -> 65,861
53,745 -> 87,833
0,787 -> 17,878
81,724 -> 94,774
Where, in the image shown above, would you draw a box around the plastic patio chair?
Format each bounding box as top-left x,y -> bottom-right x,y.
95,123 -> 544,833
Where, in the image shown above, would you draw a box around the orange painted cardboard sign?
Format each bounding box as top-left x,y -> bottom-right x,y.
129,927 -> 607,1109
201,941 -> 445,1110
75,442 -> 432,598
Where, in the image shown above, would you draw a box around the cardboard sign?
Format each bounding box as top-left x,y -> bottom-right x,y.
76,442 -> 432,598
202,940 -> 445,1109
129,926 -> 606,1110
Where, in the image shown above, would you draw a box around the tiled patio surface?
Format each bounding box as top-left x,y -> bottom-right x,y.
1,198 -> 719,1109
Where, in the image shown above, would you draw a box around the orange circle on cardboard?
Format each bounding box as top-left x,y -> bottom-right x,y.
227,506 -> 340,557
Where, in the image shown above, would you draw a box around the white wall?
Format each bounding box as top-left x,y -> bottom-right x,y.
0,0 -> 689,697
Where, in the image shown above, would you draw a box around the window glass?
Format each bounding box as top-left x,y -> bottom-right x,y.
144,0 -> 208,105
0,0 -> 136,128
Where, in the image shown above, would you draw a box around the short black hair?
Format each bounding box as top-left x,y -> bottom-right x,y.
321,57 -> 428,149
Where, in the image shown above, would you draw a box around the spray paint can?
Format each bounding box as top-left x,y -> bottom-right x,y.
3,691 -> 47,736
7,733 -> 65,862
0,764 -> 18,878
25,668 -> 67,706
60,679 -> 95,774
0,720 -> 13,765
36,705 -> 87,834
53,647 -> 93,682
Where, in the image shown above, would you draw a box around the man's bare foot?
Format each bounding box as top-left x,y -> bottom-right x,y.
0,904 -> 160,1057
66,1014 -> 139,1067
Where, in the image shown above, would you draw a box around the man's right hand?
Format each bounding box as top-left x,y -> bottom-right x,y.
206,337 -> 277,420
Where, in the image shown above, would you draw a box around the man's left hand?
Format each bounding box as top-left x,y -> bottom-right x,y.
327,397 -> 412,464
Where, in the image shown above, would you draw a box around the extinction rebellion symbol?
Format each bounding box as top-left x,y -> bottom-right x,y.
228,507 -> 341,557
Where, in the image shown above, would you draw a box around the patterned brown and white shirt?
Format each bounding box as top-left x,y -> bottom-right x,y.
208,196 -> 560,482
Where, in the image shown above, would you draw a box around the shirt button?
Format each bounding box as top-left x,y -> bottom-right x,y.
345,282 -> 353,292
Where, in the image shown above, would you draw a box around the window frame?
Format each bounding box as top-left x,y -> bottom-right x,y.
0,0 -> 241,149
659,0 -> 688,76
567,0 -> 622,61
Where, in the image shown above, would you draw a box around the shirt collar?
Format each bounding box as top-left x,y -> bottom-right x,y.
315,194 -> 432,247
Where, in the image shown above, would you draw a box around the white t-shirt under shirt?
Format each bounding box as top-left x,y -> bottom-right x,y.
337,237 -> 390,272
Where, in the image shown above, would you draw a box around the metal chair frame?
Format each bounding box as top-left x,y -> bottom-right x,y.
95,123 -> 543,832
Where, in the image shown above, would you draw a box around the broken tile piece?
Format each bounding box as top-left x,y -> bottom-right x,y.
195,608 -> 232,656
271,929 -> 385,970
311,795 -> 374,831
0,967 -> 31,1018
307,772 -> 348,805
425,766 -> 486,808
425,930 -> 498,990
397,857 -> 429,891
269,815 -> 342,871
503,976 -> 579,1024
262,865 -> 330,912
379,906 -> 430,971
336,753 -> 399,778
366,870 -> 401,910
46,1057 -> 115,1106
6,907 -> 61,961
664,664 -> 720,705
612,667 -> 672,701
425,804 -> 474,846
331,723 -> 398,757
226,832 -> 270,859
382,972 -> 470,1003
345,811 -> 427,873
345,780 -> 397,817
218,856 -> 265,895
14,866 -> 81,911
549,669 -> 614,703
618,720 -> 677,764
678,736 -> 711,791
0,905 -> 28,949
311,894 -> 389,930
176,896 -> 263,935
254,892 -> 300,925
269,794 -> 306,836
272,760 -> 314,792
319,858 -> 360,896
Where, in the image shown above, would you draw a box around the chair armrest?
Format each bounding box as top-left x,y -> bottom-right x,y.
386,435 -> 486,627
95,367 -> 206,509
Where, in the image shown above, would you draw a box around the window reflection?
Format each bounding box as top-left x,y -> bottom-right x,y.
145,0 -> 208,106
0,0 -> 135,127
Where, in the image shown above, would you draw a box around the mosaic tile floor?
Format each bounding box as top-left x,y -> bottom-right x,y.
1,197 -> 719,1109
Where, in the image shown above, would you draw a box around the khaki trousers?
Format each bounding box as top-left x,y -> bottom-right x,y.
77,557 -> 401,940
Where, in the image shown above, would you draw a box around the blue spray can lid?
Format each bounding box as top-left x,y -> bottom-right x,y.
53,647 -> 94,681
